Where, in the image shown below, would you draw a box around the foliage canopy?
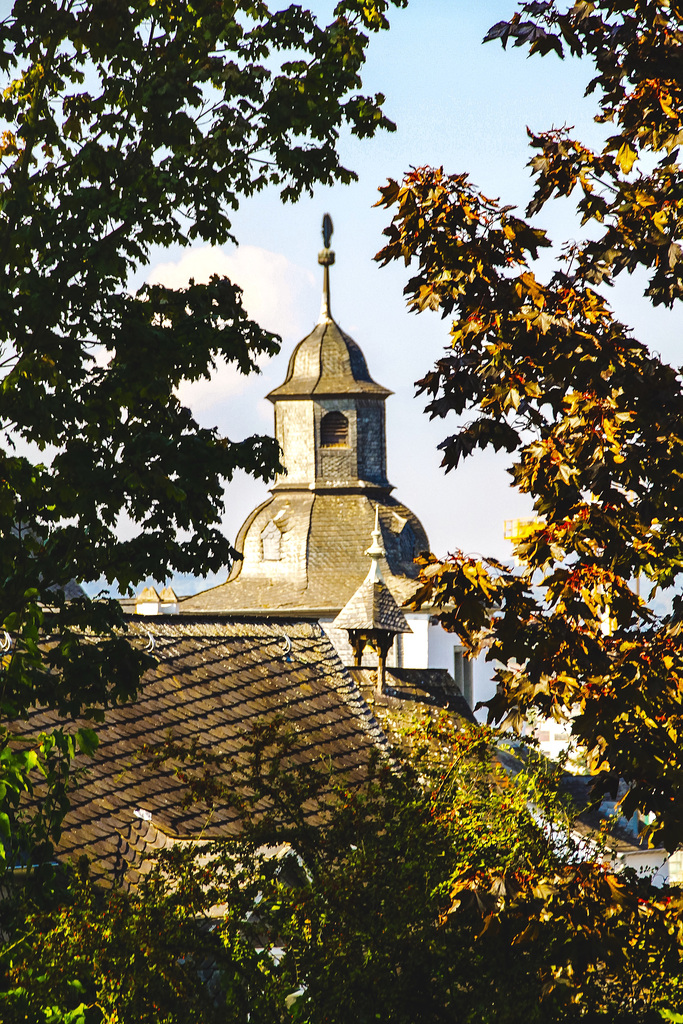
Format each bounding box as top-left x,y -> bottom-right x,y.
3,717 -> 683,1023
377,0 -> 683,850
0,0 -> 405,859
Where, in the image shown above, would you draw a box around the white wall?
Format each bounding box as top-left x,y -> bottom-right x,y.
322,611 -> 498,719
402,613 -> 430,668
425,616 -> 497,718
618,850 -> 670,887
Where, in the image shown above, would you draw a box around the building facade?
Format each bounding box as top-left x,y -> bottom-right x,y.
176,226 -> 482,700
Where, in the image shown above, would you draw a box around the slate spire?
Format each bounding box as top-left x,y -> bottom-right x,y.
180,222 -> 430,623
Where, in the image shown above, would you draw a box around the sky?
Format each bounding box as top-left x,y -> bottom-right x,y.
136,0 -> 683,595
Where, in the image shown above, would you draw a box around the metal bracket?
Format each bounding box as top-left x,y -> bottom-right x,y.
141,628 -> 155,653
279,633 -> 292,662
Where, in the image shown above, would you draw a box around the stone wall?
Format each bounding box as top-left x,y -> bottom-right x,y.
274,395 -> 389,490
356,399 -> 387,487
275,400 -> 316,486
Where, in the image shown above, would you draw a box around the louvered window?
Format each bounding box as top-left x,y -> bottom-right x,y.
320,411 -> 348,447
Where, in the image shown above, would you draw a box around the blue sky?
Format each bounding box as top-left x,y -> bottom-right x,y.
138,1 -> 683,595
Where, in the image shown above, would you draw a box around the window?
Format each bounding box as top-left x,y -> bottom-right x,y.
454,648 -> 474,708
261,520 -> 282,561
320,410 -> 348,447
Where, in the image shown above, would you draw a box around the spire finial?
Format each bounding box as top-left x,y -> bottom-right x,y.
365,505 -> 385,583
317,213 -> 335,323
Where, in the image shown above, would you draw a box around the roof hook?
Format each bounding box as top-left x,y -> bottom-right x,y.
0,631 -> 11,653
141,628 -> 155,653
279,633 -> 292,662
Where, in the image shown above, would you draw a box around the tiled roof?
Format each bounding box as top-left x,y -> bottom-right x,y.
181,493 -> 428,615
560,774 -> 661,854
350,668 -> 476,723
349,667 -> 477,761
16,618 -> 388,888
267,319 -> 391,400
333,577 -> 411,634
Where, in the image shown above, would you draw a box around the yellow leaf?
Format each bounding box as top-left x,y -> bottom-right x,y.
615,142 -> 638,174
659,87 -> 675,118
653,209 -> 669,233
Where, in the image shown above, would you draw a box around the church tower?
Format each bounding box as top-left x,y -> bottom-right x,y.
268,215 -> 391,495
181,218 -> 434,667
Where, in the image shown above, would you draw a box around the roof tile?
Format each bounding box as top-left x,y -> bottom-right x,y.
14,617 -> 388,889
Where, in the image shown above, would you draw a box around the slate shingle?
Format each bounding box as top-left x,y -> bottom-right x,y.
267,320 -> 391,400
181,494 -> 428,616
13,617 -> 387,888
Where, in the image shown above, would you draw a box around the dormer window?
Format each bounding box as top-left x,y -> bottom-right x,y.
261,520 -> 282,560
320,410 -> 348,448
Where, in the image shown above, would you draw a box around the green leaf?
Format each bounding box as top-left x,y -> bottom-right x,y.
75,728 -> 99,757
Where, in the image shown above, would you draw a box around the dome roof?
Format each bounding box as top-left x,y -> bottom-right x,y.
267,318 -> 391,401
180,491 -> 429,616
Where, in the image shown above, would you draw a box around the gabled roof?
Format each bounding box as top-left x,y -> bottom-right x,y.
17,618 -> 388,888
349,667 -> 477,767
351,667 -> 477,724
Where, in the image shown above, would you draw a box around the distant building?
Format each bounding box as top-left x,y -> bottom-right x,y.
175,221 -> 480,704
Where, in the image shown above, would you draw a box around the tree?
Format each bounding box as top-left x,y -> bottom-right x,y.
2,716 -> 682,1022
0,0 -> 407,862
376,0 -> 683,850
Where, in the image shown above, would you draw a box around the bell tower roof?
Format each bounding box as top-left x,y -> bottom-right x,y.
267,320 -> 391,401
267,214 -> 391,402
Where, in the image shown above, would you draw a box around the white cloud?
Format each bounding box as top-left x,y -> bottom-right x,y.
146,244 -> 315,417
148,244 -> 316,341
255,397 -> 274,425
